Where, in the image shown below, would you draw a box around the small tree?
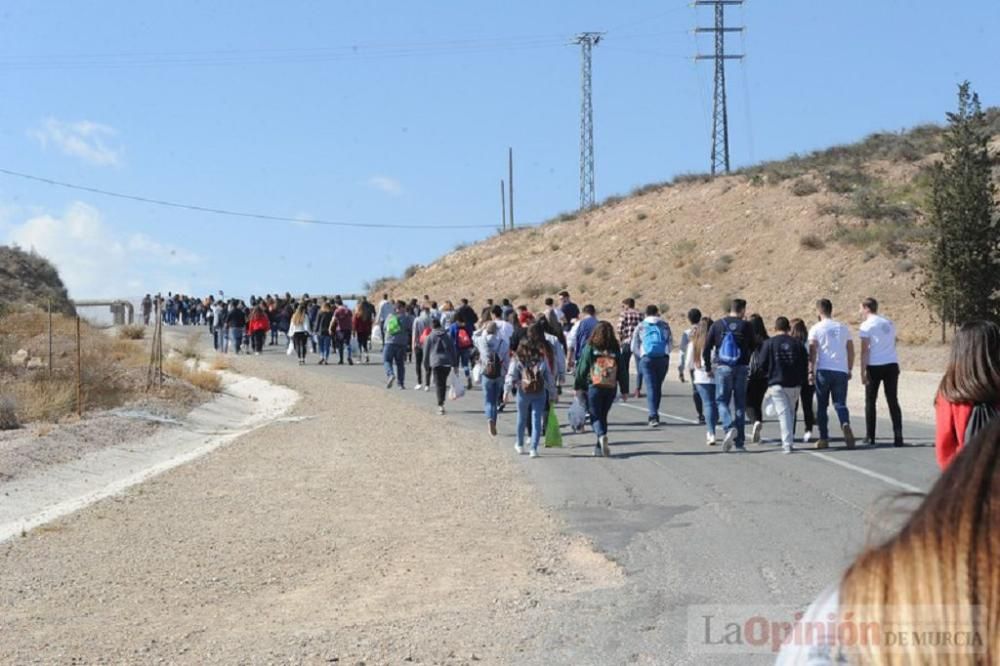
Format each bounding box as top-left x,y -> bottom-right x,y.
923,82 -> 1000,328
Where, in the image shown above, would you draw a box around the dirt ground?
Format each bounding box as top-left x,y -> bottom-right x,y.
0,350 -> 622,664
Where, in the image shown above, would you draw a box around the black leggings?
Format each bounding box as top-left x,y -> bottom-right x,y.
795,384 -> 816,434
293,332 -> 309,360
866,363 -> 902,440
414,347 -> 425,385
433,366 -> 451,406
252,330 -> 265,353
746,375 -> 768,424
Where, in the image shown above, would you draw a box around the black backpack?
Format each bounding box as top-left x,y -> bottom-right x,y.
964,402 -> 999,445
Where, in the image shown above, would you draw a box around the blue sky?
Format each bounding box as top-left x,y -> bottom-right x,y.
0,0 -> 997,300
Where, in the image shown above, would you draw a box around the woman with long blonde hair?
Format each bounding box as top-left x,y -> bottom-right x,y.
778,418 -> 1000,664
288,303 -> 311,365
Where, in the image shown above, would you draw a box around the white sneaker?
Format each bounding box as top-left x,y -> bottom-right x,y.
722,428 -> 736,452
414,384 -> 423,391
423,385 -> 430,392
599,435 -> 610,457
438,406 -> 445,415
783,445 -> 793,454
386,375 -> 395,389
514,443 -> 524,455
803,430 -> 813,443
529,449 -> 539,458
706,432 -> 717,446
751,421 -> 763,444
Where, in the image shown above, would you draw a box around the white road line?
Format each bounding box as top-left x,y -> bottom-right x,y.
802,451 -> 923,493
613,401 -> 924,493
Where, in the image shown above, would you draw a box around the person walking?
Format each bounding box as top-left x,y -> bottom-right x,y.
935,320 -> 1000,469
422,317 -> 458,415
687,317 -> 720,446
316,302 -> 334,364
858,297 -> 903,446
567,304 -> 599,369
141,294 -> 152,326
630,305 -> 673,427
702,298 -> 755,452
474,321 -> 510,435
376,293 -> 394,349
789,318 -> 816,443
808,299 -> 856,449
746,314 -> 771,444
332,297 -> 354,365
247,305 -> 270,355
412,306 -> 432,391
756,317 -> 809,454
677,308 -> 706,423
504,338 -> 557,458
448,314 -> 476,389
558,291 -> 580,332
288,303 -> 312,365
574,321 -> 624,457
226,301 -> 247,355
353,302 -> 373,364
456,298 -> 479,329
382,301 -> 413,389
616,298 -> 642,402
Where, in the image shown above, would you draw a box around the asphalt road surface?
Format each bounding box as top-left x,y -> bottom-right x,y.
250,340 -> 938,665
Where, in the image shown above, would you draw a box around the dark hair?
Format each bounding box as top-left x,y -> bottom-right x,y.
623,298 -> 635,308
583,304 -> 596,316
687,308 -> 702,325
730,298 -> 747,314
558,291 -> 570,298
502,298 -> 511,306
863,297 -> 879,313
774,316 -> 791,332
461,298 -> 469,305
645,304 -> 659,317
938,321 -> 1000,404
748,313 -> 769,346
544,297 -> 554,306
789,318 -> 808,343
491,305 -> 503,318
816,299 -> 833,316
589,321 -> 620,354
431,317 -> 442,329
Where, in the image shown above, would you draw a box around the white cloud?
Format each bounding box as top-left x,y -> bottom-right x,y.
29,117 -> 123,167
6,201 -> 201,299
367,175 -> 402,196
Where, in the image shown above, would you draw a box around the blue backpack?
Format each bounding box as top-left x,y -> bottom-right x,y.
642,322 -> 668,358
718,326 -> 741,366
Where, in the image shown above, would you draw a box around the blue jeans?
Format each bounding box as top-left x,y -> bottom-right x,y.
815,369 -> 850,440
319,334 -> 332,360
694,382 -> 719,437
587,386 -> 617,439
230,330 -> 243,354
482,376 -> 504,422
715,364 -> 749,446
383,343 -> 406,386
516,390 -> 547,452
639,355 -> 668,420
456,348 -> 472,376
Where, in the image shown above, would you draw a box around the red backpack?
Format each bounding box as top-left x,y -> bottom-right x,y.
457,328 -> 473,350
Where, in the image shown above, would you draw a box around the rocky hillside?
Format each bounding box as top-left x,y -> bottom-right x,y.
377,111 -> 1000,344
0,245 -> 75,316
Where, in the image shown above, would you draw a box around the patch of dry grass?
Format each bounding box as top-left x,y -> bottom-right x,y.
208,355 -> 231,371
164,358 -> 222,393
118,324 -> 145,340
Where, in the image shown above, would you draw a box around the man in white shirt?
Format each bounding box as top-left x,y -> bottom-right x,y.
807,298 -> 856,449
859,297 -> 903,447
376,293 -> 394,348
491,306 -> 514,344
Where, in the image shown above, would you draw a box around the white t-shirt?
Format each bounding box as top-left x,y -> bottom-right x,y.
686,341 -> 713,385
775,586 -> 845,665
808,319 -> 852,373
858,314 -> 898,366
496,320 -> 514,344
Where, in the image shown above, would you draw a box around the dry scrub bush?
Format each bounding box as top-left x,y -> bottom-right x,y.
164,358 -> 222,393
0,396 -> 19,430
118,324 -> 145,340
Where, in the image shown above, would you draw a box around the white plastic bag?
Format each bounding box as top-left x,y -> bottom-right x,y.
568,397 -> 587,432
471,363 -> 482,384
449,373 -> 466,400
286,340 -> 294,356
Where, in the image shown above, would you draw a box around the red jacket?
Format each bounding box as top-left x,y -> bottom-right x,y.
935,395 -> 999,469
248,313 -> 270,334
353,314 -> 372,337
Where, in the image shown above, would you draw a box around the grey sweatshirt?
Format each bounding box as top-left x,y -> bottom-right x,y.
422,328 -> 458,369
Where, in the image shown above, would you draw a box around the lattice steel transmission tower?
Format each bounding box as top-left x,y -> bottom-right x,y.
575,32 -> 603,209
695,1 -> 744,175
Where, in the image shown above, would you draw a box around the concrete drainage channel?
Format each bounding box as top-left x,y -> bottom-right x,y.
0,369 -> 299,543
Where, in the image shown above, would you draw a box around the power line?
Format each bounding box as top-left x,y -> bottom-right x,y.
0,167 -> 498,230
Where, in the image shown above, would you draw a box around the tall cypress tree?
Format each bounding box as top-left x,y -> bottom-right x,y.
924,82 -> 1000,326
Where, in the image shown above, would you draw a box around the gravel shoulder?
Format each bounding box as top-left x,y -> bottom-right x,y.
0,346 -> 622,664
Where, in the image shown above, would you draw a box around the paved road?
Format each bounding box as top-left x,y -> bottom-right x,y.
245,339 -> 938,665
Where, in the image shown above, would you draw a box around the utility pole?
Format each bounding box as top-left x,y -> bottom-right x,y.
500,179 -> 507,231
507,147 -> 514,229
575,32 -> 603,210
695,1 -> 744,176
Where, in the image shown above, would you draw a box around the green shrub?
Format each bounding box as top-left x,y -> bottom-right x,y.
791,179 -> 819,197
403,264 -> 420,279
